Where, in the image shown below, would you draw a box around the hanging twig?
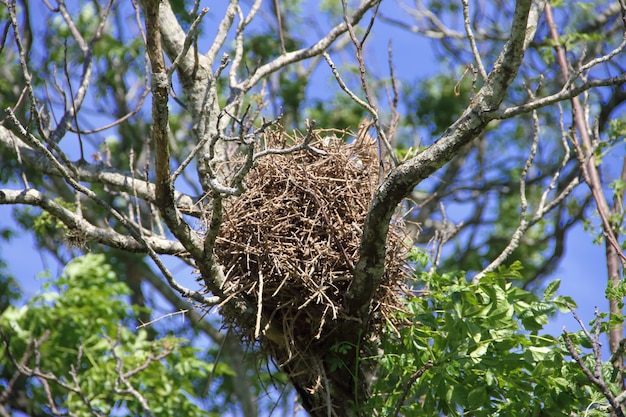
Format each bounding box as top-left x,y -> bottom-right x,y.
392,360 -> 434,417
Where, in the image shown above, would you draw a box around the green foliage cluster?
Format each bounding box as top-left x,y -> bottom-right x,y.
366,259 -> 618,416
0,254 -> 225,417
2,253 -> 621,416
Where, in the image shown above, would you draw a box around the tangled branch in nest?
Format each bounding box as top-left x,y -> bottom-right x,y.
213,126 -> 410,362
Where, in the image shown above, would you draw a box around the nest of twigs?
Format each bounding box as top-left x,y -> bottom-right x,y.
214,127 -> 409,362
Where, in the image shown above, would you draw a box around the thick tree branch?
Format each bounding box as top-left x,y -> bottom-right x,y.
347,0 -> 535,318
139,0 -> 223,194
0,188 -> 185,254
142,0 -> 233,303
144,0 -> 205,259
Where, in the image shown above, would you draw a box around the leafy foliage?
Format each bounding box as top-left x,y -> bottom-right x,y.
0,254 -> 224,417
366,258 -> 619,416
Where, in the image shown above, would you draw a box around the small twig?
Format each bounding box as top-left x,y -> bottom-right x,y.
137,309 -> 189,328
189,0 -> 201,17
0,331 -> 37,404
461,0 -> 488,81
4,111 -> 217,306
105,333 -> 158,417
253,119 -> 326,159
254,270 -> 264,339
238,0 -> 381,92
6,1 -> 45,141
63,40 -> 84,161
272,0 -> 286,54
386,39 -> 401,143
49,0 -> 114,145
322,52 -> 373,113
563,309 -> 626,417
474,104 -> 580,282
171,130 -> 211,184
167,7 -> 209,82
392,360 -> 434,417
428,203 -> 462,275
340,0 -> 399,169
68,88 -> 149,135
3,330 -> 106,416
206,0 -> 237,66
320,361 -> 333,417
202,326 -> 231,397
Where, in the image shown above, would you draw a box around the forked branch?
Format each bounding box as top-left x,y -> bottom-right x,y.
347,0 -> 536,318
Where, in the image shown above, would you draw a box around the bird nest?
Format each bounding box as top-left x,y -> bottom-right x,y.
213,127 -> 410,361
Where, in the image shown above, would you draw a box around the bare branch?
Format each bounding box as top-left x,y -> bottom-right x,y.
205,0 -> 237,67
69,88 -> 150,135
239,0 -> 381,93
0,188 -> 181,253
57,0 -> 88,53
0,125 -> 199,215
5,1 -> 43,134
105,333 -> 157,417
2,330 -> 104,417
496,74 -> 626,120
473,105 -> 579,281
49,0 -> 114,145
461,0 -> 488,81
167,6 -> 209,82
322,52 -> 373,113
144,0 -> 206,259
4,110 -> 214,305
392,360 -> 434,417
548,4 -> 626,265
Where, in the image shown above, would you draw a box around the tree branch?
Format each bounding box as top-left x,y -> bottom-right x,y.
474,94 -> 580,281
564,308 -> 626,416
0,188 -> 183,254
544,3 -> 626,358
238,0 -> 381,93
0,125 -> 199,215
143,0 -> 206,259
347,0 -> 535,318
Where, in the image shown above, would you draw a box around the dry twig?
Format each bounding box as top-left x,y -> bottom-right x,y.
563,309 -> 626,417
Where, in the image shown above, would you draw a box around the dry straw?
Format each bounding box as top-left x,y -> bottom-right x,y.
214,126 -> 410,365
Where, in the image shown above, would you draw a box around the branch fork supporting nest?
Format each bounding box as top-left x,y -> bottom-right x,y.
211,126 -> 411,377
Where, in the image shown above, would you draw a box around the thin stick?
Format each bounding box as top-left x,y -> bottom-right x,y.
461,0 -> 488,81
255,270 -> 264,338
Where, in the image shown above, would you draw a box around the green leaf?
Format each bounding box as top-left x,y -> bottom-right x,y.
543,280 -> 560,300
467,385 -> 488,409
